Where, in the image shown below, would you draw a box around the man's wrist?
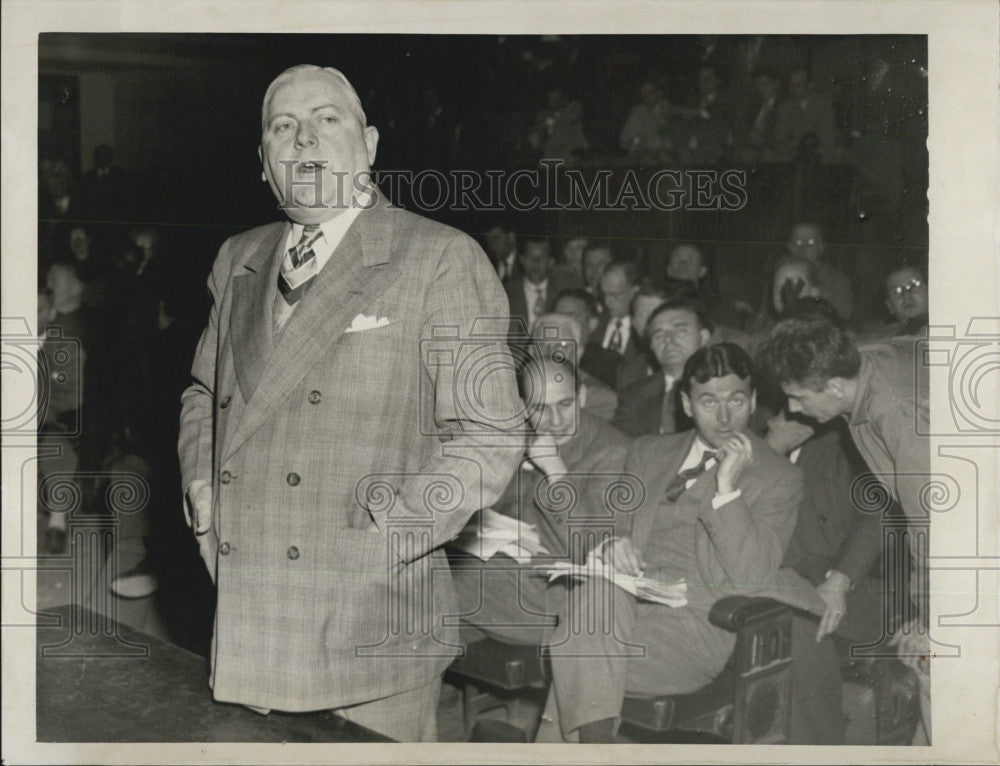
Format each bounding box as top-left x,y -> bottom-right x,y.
825,569 -> 852,590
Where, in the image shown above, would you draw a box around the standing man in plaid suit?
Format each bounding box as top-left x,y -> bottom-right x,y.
178,65 -> 523,740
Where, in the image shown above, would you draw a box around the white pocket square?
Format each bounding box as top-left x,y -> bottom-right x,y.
345,313 -> 392,333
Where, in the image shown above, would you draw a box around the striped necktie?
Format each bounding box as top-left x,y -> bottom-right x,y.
663,450 -> 716,502
273,225 -> 323,334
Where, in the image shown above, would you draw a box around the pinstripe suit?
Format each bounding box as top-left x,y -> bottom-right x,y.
178,191 -> 523,730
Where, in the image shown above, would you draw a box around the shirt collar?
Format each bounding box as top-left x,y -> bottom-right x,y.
287,192 -> 369,273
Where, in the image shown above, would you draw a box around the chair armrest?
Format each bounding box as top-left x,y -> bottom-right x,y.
709,596 -> 789,632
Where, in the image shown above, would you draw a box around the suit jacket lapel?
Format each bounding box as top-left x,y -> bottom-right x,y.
631,431 -> 696,547
230,223 -> 288,402
224,196 -> 401,462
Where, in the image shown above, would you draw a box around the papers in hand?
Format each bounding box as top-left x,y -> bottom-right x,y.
543,555 -> 688,608
452,508 -> 550,564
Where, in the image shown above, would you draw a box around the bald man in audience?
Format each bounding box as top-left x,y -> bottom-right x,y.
786,222 -> 853,322
532,311 -> 618,422
450,355 -> 631,672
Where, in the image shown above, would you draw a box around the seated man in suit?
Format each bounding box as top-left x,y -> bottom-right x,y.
765,409 -> 885,744
581,240 -> 614,306
613,298 -> 711,437
451,354 -> 631,653
546,343 -> 803,743
582,260 -> 648,392
505,236 -> 580,351
532,311 -> 617,422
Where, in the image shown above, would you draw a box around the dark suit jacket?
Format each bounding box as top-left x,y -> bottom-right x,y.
581,316 -> 651,393
626,429 -> 803,605
613,372 -> 692,437
504,271 -> 581,339
782,424 -> 884,588
178,191 -> 523,712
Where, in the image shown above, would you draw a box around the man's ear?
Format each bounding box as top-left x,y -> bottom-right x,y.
578,383 -> 588,409
681,390 -> 692,418
749,389 -> 758,415
258,146 -> 266,182
826,377 -> 847,400
364,126 -> 380,166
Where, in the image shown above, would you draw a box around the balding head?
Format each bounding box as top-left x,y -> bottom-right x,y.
532,311 -> 584,365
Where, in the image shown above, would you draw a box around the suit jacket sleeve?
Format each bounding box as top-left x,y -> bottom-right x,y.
698,459 -> 803,595
380,232 -> 525,562
178,236 -> 232,492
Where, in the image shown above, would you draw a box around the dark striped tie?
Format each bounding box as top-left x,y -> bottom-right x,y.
663,450 -> 716,502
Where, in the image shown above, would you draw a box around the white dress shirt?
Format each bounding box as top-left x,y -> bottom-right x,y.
601,315 -> 631,354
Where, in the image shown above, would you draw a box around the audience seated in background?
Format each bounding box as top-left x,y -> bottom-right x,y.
528,89 -> 590,167
629,283 -> 668,340
451,354 -> 631,679
614,298 -> 711,437
531,310 -> 618,422
785,222 -> 854,322
482,220 -> 519,284
36,284 -> 84,554
620,80 -> 674,160
555,236 -> 588,283
582,261 -> 649,393
735,68 -> 783,161
544,343 -> 802,743
581,240 -> 614,305
773,67 -> 841,163
860,264 -> 928,341
505,236 -> 581,350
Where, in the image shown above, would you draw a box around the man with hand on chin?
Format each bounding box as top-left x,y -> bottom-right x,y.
544,343 -> 802,743
178,65 -> 522,740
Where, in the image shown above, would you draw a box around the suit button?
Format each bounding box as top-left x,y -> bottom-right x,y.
308,390 -> 322,404
219,394 -> 232,409
286,472 -> 300,486
287,546 -> 300,560
218,541 -> 231,555
220,470 -> 232,485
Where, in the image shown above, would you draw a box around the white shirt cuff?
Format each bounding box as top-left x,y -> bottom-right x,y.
712,488 -> 742,509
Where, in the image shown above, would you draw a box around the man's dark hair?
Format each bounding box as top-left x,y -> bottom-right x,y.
554,287 -> 599,319
679,342 -> 756,396
603,259 -> 640,288
755,317 -> 861,391
645,297 -> 714,339
519,235 -> 552,257
780,295 -> 843,326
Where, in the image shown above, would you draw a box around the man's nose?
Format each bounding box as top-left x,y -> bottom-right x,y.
717,406 -> 732,427
295,124 -> 318,148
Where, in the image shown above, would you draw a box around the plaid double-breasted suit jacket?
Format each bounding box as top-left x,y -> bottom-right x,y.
178,192 -> 524,712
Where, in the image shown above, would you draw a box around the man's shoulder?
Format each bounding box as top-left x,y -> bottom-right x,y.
620,372 -> 663,402
226,221 -> 287,250
747,431 -> 800,485
629,430 -> 688,464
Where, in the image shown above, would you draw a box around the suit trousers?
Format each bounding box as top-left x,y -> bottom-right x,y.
546,578 -> 734,737
789,574 -> 883,744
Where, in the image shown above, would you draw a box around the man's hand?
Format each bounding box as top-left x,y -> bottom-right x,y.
185,479 -> 213,535
527,433 -> 568,477
598,536 -> 645,577
715,432 -> 754,495
815,570 -> 851,641
766,411 -> 815,456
